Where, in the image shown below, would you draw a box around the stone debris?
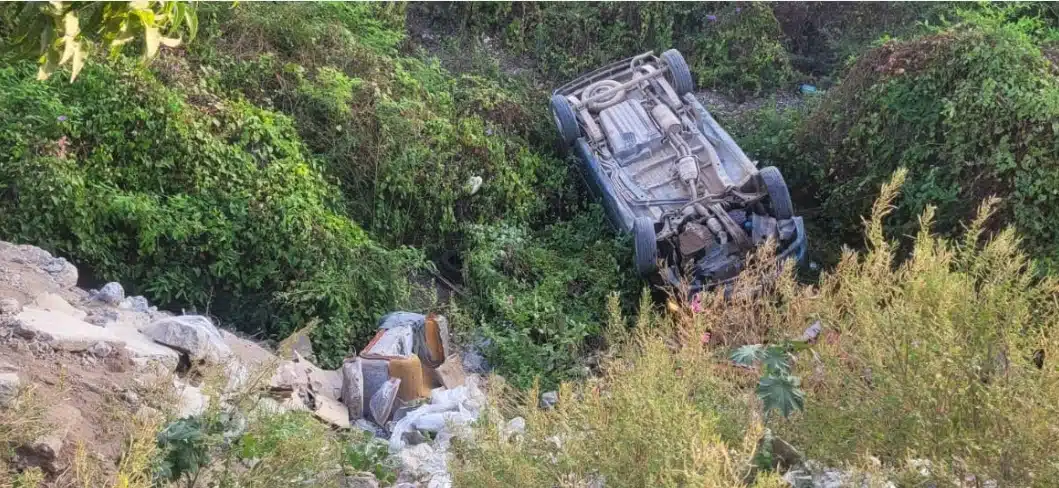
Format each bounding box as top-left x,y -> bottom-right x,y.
119,295 -> 151,313
540,390 -> 559,409
86,340 -> 115,358
93,282 -> 126,305
0,297 -> 21,316
306,354 -> 344,401
31,292 -> 86,320
85,308 -> 119,327
0,372 -> 20,407
143,315 -> 232,364
0,241 -> 481,487
16,434 -> 65,474
14,306 -> 180,368
343,473 -> 380,488
174,380 -> 209,418
434,354 -> 467,389
313,394 -> 352,429
502,416 -> 526,442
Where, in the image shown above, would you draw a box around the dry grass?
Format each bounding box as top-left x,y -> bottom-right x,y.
451,295 -> 769,488
777,170 -> 1059,485
454,169 -> 1059,486
0,385 -> 50,488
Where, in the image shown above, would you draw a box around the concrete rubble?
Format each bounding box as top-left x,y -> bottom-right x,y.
143,315 -> 233,364
0,240 -> 486,487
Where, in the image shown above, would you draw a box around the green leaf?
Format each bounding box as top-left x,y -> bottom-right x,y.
761,345 -> 792,375
730,344 -> 765,366
757,375 -> 805,418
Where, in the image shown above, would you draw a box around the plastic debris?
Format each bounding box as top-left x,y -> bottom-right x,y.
389,355 -> 433,401
369,378 -> 401,424
342,359 -> 365,420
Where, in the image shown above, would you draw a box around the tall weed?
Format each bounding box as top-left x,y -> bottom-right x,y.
779,171 -> 1059,485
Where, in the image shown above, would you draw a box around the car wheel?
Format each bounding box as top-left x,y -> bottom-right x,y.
633,217 -> 659,277
550,94 -> 580,146
759,166 -> 794,220
660,49 -> 694,97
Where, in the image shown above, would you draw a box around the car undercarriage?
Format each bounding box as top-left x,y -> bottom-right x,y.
550,50 -> 807,291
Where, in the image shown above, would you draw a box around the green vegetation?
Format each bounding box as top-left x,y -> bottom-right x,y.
3,3 -> 1059,485
4,1 -> 198,81
738,8 -> 1059,267
0,57 -> 418,366
0,1 -> 599,373
190,2 -> 574,251
462,210 -> 635,389
423,2 -> 793,97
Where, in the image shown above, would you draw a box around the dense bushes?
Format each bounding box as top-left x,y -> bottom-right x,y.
742,12 -> 1059,264
421,2 -> 793,97
0,58 -> 418,366
462,209 -> 636,388
188,2 -> 574,251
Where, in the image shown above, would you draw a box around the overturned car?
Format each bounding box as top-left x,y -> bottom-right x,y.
550,49 -> 807,292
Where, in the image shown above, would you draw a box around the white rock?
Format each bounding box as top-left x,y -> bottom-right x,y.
0,297 -> 21,316
30,293 -> 86,320
86,341 -> 114,358
174,380 -> 208,418
540,390 -> 558,409
313,395 -> 351,429
0,372 -> 20,407
15,307 -> 179,369
95,282 -> 125,305
143,315 -> 231,364
502,416 -> 525,441
269,360 -> 307,390
119,296 -> 150,313
41,257 -> 78,288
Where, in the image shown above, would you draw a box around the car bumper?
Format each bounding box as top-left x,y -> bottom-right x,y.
663,217 -> 808,295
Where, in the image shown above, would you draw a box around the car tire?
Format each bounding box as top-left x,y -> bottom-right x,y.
633,217 -> 658,277
550,94 -> 580,146
438,250 -> 463,282
760,166 -> 794,220
660,49 -> 694,97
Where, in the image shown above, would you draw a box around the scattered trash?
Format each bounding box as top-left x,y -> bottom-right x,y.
341,359 -> 365,420
465,175 -> 483,195
369,378 -> 401,424
376,312 -> 451,367
540,390 -> 559,410
389,355 -> 433,402
389,378 -> 486,451
800,320 -> 823,343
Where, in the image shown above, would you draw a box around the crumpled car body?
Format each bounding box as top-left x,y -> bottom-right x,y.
549,49 -> 808,293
